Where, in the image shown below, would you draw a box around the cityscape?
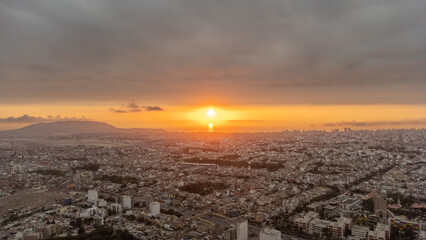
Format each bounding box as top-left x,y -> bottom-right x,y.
0,125 -> 424,239
1,0 -> 426,239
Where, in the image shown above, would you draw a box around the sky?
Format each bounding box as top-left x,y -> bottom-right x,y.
1,0 -> 425,131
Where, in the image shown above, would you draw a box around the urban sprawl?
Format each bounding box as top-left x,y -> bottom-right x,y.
0,129 -> 425,240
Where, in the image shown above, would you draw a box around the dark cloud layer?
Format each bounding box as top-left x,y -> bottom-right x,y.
144,106 -> 163,111
0,0 -> 425,104
324,118 -> 426,127
0,114 -> 87,123
109,103 -> 163,113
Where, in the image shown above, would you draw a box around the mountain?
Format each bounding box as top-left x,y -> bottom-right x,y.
0,121 -> 165,136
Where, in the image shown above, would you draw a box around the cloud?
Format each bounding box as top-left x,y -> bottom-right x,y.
127,103 -> 142,112
0,114 -> 88,123
109,108 -> 127,114
324,118 -> 426,127
0,0 -> 425,105
144,106 -> 163,111
109,103 -> 163,113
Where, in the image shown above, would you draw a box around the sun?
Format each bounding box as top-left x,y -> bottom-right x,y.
206,108 -> 216,118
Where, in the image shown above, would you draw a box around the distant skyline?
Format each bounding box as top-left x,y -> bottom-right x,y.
1,0 -> 425,131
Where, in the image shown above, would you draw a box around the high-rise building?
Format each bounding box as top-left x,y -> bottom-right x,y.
259,228 -> 281,240
236,219 -> 248,240
224,225 -> 236,240
121,195 -> 133,210
376,222 -> 390,240
352,225 -> 369,240
110,203 -> 122,214
150,202 -> 160,217
328,221 -> 345,238
88,190 -> 98,202
374,191 -> 388,223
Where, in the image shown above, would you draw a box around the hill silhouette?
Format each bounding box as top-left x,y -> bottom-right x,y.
0,121 -> 165,136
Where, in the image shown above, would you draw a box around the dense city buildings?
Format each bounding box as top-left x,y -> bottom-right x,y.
0,127 -> 425,239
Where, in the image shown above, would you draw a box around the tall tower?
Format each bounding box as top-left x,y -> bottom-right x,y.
150,202 -> 160,217
374,190 -> 388,223
121,195 -> 133,210
236,219 -> 248,240
88,190 -> 98,202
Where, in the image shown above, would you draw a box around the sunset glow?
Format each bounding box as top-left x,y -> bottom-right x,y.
0,104 -> 425,132
206,109 -> 216,118
0,0 -> 425,132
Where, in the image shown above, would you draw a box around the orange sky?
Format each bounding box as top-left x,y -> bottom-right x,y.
1,104 -> 425,132
1,1 -> 426,132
